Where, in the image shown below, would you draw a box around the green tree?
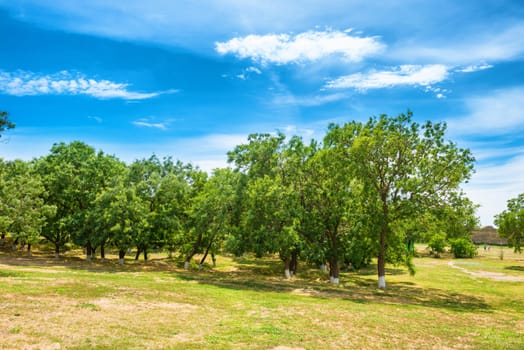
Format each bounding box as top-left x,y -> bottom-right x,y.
83,154 -> 128,260
495,193 -> 524,253
184,168 -> 240,269
428,232 -> 446,257
326,112 -> 475,288
94,174 -> 149,264
128,156 -> 195,261
36,141 -> 99,257
301,146 -> 358,283
0,159 -> 55,255
449,237 -> 477,258
227,133 -> 307,278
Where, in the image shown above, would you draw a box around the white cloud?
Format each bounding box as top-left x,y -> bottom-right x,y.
325,65 -> 449,90
246,66 -> 262,74
88,116 -> 103,123
132,117 -> 174,130
447,87 -> 524,135
273,92 -> 348,106
463,154 -> 524,226
447,87 -> 524,226
0,70 -> 176,100
215,30 -> 385,65
456,63 -> 493,73
391,23 -> 524,65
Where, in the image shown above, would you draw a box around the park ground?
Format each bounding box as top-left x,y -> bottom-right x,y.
0,245 -> 523,349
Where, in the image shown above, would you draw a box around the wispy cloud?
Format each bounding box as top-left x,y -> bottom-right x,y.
88,115 -> 103,123
456,63 -> 493,73
215,30 -> 385,65
246,66 -> 262,74
132,117 -> 173,130
0,70 -> 177,100
447,87 -> 524,135
463,154 -> 524,226
273,92 -> 348,106
448,87 -> 524,226
392,23 -> 524,65
325,65 -> 449,91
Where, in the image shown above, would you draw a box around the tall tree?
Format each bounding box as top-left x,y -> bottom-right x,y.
227,133 -> 306,278
36,141 -> 98,257
94,174 -> 148,264
301,147 -> 358,283
0,159 -> 55,255
495,193 -> 524,253
184,168 -> 240,269
326,112 -> 475,289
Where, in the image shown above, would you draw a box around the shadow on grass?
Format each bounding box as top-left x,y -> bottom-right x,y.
0,252 -> 180,274
175,256 -> 490,313
505,266 -> 524,272
0,252 -> 491,313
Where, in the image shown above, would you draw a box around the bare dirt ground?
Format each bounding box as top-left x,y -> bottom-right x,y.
448,261 -> 524,282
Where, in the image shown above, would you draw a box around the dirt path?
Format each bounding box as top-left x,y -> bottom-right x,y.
448,261 -> 524,282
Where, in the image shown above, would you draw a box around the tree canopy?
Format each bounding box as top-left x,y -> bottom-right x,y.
0,112 -> 481,289
495,193 -> 524,253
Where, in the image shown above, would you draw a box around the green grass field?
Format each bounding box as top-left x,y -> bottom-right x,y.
0,246 -> 523,349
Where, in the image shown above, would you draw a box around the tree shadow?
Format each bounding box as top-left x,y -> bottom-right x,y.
505,266 -> 524,272
176,266 -> 491,313
0,251 -> 492,313
0,253 -> 179,274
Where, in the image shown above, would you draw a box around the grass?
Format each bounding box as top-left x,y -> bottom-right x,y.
0,246 -> 523,349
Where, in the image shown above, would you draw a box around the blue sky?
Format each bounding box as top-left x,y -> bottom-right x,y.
1,1 -> 523,226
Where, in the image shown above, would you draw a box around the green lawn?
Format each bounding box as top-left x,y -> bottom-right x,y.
0,247 -> 523,349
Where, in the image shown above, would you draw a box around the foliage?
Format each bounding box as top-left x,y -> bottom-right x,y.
0,159 -> 55,252
0,111 -> 477,288
325,111 -> 475,288
0,110 -> 15,138
428,233 -> 447,257
495,193 -> 524,253
450,238 -> 478,258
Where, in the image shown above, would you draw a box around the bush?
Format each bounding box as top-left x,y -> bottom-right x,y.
450,238 -> 478,258
428,233 -> 446,257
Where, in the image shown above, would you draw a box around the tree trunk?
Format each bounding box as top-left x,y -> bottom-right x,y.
329,258 -> 340,284
86,241 -> 92,261
284,256 -> 291,279
12,237 -> 19,251
54,242 -> 60,259
27,243 -> 31,257
91,246 -> 96,260
118,250 -> 125,265
185,232 -> 203,270
211,253 -> 216,267
329,228 -> 340,284
200,240 -> 214,268
290,250 -> 298,277
100,243 -> 105,262
143,248 -> 148,261
377,225 -> 387,289
135,247 -> 141,260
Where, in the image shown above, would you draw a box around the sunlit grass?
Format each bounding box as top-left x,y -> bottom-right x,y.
0,246 -> 522,349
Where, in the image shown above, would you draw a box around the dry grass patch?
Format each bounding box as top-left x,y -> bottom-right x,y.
0,247 -> 523,349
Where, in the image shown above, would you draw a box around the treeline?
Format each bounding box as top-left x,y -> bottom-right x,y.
0,111 -> 478,288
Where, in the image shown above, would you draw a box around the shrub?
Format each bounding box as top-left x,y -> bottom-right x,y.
450,238 -> 478,258
428,233 -> 447,257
